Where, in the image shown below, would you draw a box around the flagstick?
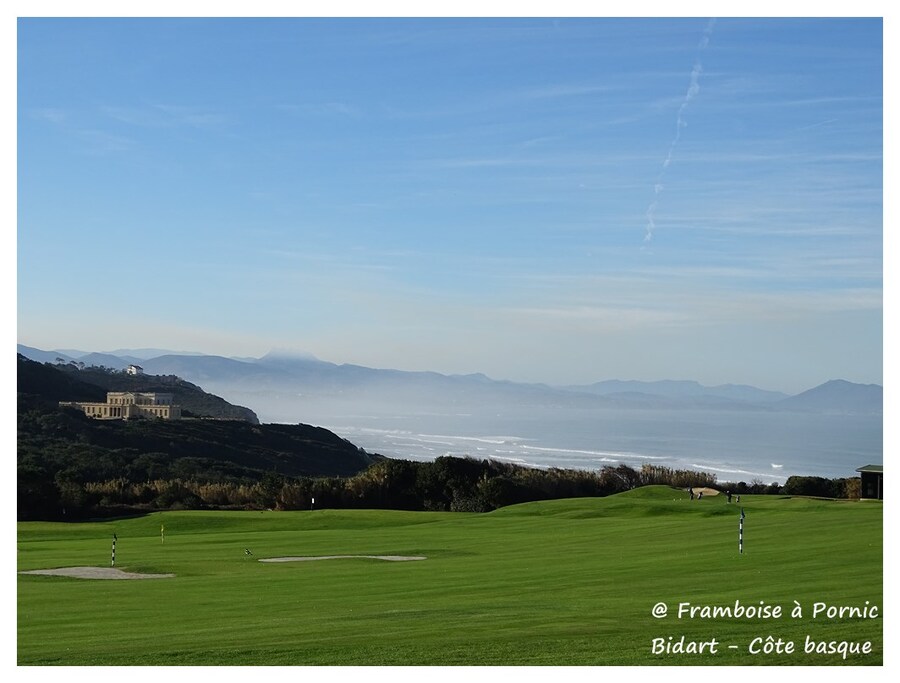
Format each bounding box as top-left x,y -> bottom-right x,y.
111,533 -> 117,567
739,508 -> 744,555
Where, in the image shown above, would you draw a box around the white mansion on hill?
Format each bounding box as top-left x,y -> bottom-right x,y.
60,392 -> 182,420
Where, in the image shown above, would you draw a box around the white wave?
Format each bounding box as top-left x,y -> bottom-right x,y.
482,454 -> 551,469
340,427 -> 414,437
420,433 -> 533,445
689,462 -> 783,480
521,444 -> 666,461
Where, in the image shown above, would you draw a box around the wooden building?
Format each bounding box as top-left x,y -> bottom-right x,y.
856,465 -> 883,500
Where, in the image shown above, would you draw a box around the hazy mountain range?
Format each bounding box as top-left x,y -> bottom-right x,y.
17,345 -> 883,422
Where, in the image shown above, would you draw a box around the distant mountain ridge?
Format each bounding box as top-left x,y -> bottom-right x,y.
19,345 -> 207,363
776,379 -> 882,414
17,344 -> 882,418
562,379 -> 788,404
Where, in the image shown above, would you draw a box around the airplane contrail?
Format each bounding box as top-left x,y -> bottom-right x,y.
644,18 -> 716,244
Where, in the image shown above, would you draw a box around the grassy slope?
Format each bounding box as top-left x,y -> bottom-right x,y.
17,487 -> 882,665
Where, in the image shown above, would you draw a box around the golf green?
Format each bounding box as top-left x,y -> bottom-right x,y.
17,487 -> 882,665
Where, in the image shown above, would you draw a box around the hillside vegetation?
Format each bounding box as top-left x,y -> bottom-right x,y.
17,355 -> 378,519
18,354 -> 260,422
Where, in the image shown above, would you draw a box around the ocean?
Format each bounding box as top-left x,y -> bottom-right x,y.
295,405 -> 882,484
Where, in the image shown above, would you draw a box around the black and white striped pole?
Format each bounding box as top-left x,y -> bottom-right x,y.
111,533 -> 117,567
739,508 -> 745,555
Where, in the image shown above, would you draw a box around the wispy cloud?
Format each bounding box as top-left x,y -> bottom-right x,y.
157,105 -> 229,129
644,18 -> 716,244
101,103 -> 230,129
277,102 -> 360,117
507,304 -> 688,331
504,283 -> 881,335
23,102 -> 236,157
425,157 -> 542,169
381,81 -> 620,121
28,107 -> 67,124
76,129 -> 136,155
516,83 -> 613,101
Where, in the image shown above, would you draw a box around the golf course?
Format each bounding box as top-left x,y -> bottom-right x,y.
17,486 -> 882,665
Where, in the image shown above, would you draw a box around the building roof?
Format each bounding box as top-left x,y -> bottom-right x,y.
856,465 -> 883,473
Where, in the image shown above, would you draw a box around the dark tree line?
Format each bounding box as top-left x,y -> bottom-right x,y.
20,429 -> 864,520
780,475 -> 860,499
20,451 -> 724,520
715,475 -> 861,499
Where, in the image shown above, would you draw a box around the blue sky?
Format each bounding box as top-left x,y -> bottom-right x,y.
16,15 -> 884,393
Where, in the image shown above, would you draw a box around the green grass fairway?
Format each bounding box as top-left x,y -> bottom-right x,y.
17,487 -> 882,665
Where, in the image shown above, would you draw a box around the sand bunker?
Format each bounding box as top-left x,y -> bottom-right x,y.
19,566 -> 175,580
690,487 -> 720,496
260,555 -> 426,563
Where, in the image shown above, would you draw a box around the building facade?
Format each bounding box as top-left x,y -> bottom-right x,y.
60,392 -> 182,420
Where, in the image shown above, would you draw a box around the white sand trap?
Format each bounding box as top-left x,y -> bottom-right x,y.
19,566 -> 175,580
260,555 -> 426,563
690,487 -> 720,496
